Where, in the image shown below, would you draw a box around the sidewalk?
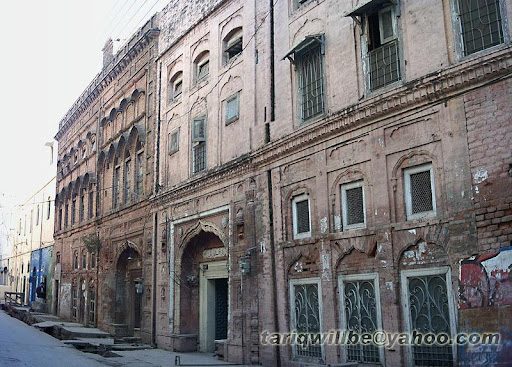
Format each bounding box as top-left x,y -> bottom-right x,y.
1,302 -> 252,367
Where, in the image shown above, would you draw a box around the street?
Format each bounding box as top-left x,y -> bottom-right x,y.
0,310 -> 110,366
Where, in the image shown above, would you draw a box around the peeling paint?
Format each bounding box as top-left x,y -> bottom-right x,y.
334,215 -> 341,231
408,229 -> 417,235
320,217 -> 328,233
473,169 -> 488,184
294,262 -> 303,273
461,190 -> 465,197
260,240 -> 266,253
321,254 -> 330,281
386,281 -> 394,291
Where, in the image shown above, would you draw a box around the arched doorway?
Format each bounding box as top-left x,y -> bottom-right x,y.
179,230 -> 229,353
115,246 -> 143,334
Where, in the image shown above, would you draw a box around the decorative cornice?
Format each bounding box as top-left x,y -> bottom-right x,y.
55,18 -> 160,141
252,47 -> 512,167
152,46 -> 512,207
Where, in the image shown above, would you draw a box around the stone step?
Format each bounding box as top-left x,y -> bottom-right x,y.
60,326 -> 111,340
114,336 -> 143,344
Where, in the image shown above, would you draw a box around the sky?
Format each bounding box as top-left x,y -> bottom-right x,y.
0,0 -> 169,249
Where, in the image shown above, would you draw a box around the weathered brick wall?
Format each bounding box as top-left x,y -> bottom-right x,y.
465,79 -> 512,253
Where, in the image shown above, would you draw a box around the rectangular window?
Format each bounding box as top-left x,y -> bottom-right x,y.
58,207 -> 62,230
82,252 -> 87,269
113,166 -> 120,207
79,194 -> 85,222
56,252 -> 61,264
292,194 -> 311,239
341,181 -> 366,230
124,159 -> 131,203
89,287 -> 96,325
457,0 -> 504,56
339,273 -> 383,364
64,204 -> 69,228
296,40 -> 325,122
401,267 -> 456,366
47,199 -> 51,220
225,30 -> 243,63
30,210 -> 33,233
169,130 -> 179,155
197,59 -> 209,80
364,4 -> 401,91
225,93 -> 240,125
36,206 -> 40,226
72,286 -> 78,320
88,190 -> 94,219
404,163 -> 436,220
135,153 -> 143,197
90,252 -> 96,269
173,79 -> 183,100
290,278 -> 324,363
192,117 -> 206,173
71,199 -> 76,225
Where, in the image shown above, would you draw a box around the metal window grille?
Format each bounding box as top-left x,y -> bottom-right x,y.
193,142 -> 206,173
89,288 -> 96,324
368,39 -> 400,91
410,170 -> 433,214
293,283 -> 323,361
295,199 -> 310,234
226,94 -> 239,124
407,275 -> 454,366
343,280 -> 381,364
297,44 -> 325,121
458,0 -> 504,56
124,159 -> 131,203
345,186 -> 365,225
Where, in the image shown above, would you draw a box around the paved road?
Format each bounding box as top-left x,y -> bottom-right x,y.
0,310 -> 112,367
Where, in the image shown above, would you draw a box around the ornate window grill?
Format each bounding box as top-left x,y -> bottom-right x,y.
297,42 -> 325,122
343,279 -> 381,364
407,274 -> 454,366
292,282 -> 323,362
457,0 -> 504,56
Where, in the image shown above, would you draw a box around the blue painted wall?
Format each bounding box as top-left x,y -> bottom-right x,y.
29,246 -> 53,304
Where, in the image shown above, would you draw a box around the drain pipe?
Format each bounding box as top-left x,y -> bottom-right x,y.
267,170 -> 280,366
152,212 -> 158,346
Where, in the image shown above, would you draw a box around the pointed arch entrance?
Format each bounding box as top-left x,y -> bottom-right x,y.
177,226 -> 229,353
115,246 -> 143,334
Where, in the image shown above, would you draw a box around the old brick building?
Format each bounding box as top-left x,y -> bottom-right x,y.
53,16 -> 159,340
54,0 -> 511,366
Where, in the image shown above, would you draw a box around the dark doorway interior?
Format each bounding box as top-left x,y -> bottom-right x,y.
215,278 -> 228,340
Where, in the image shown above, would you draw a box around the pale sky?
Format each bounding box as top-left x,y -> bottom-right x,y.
0,0 -> 168,245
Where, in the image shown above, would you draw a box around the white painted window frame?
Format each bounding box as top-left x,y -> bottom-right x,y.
225,92 -> 240,125
404,163 -> 437,220
289,277 -> 324,362
378,5 -> 397,44
341,180 -> 366,230
292,193 -> 311,239
338,273 -> 384,365
400,267 -> 457,366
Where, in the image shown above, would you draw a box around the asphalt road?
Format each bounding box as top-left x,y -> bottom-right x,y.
0,310 -> 110,367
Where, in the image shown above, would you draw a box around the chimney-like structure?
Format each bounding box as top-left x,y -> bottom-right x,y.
102,38 -> 114,68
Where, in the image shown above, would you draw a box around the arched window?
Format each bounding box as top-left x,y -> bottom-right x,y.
82,250 -> 87,270
194,51 -> 210,83
135,141 -> 144,198
73,251 -> 79,269
223,28 -> 243,64
113,156 -> 120,208
169,71 -> 183,103
124,149 -> 132,204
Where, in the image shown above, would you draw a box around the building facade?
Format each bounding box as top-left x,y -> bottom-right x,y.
53,16 -> 159,339
0,177 -> 56,308
54,0 -> 512,366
